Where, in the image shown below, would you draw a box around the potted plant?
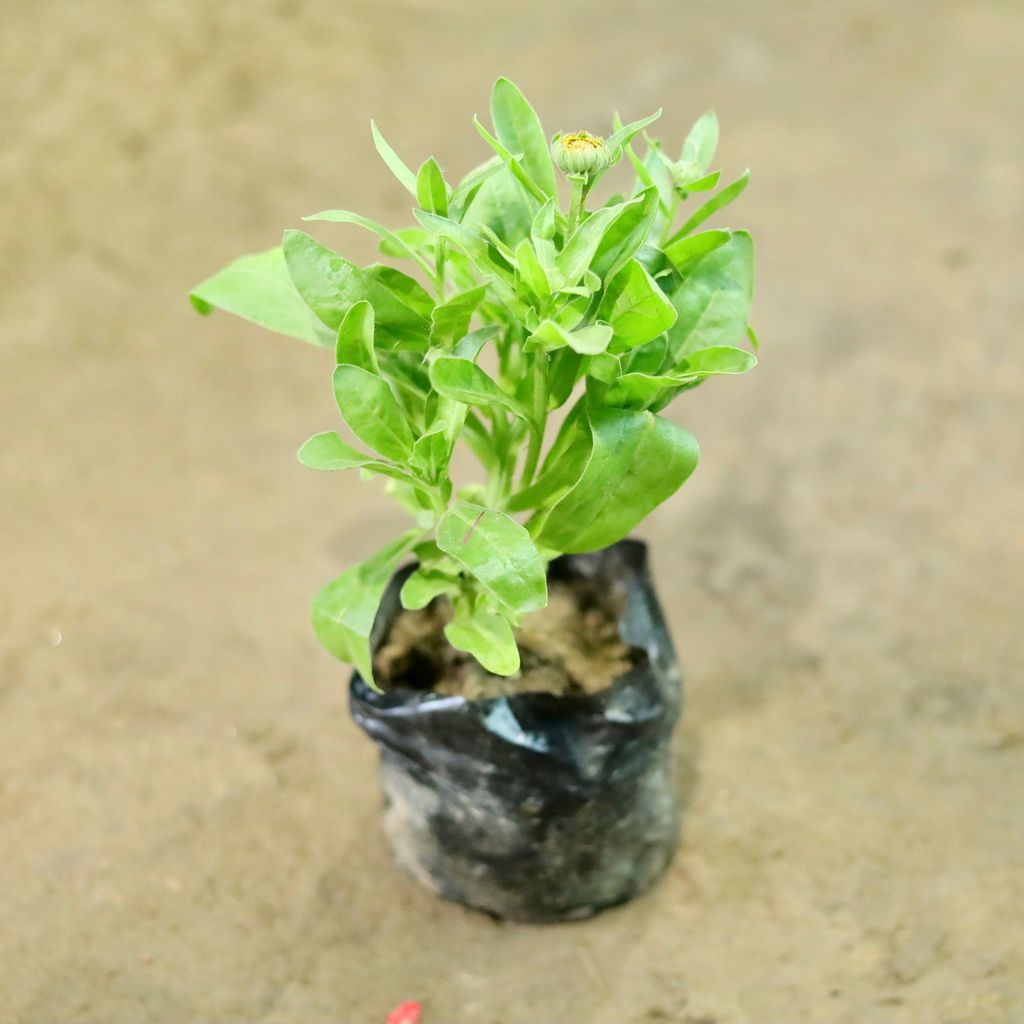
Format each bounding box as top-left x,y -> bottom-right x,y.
191,79 -> 757,922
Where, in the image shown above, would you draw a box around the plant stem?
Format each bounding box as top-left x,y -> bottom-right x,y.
567,176 -> 586,234
435,238 -> 447,301
659,193 -> 680,248
519,355 -> 548,489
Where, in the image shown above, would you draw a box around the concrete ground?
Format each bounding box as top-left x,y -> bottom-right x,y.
2,1 -> 1022,1021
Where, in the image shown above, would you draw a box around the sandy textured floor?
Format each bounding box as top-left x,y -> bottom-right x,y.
3,1 -> 1023,1021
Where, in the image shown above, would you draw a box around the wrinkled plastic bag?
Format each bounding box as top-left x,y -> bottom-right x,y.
350,539 -> 682,922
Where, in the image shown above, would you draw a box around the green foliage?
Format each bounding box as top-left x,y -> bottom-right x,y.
192,82 -> 759,684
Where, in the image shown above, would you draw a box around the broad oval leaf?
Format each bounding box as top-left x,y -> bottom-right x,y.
445,607 -> 520,676
416,157 -> 449,216
536,404 -> 700,553
556,202 -> 628,288
312,531 -> 420,686
473,116 -> 549,205
662,229 -> 732,273
597,258 -> 677,351
491,77 -> 557,199
514,239 -> 551,301
680,110 -> 719,174
333,364 -> 415,461
283,230 -> 432,348
297,431 -> 423,486
429,357 -> 530,421
335,300 -> 378,372
677,345 -> 757,376
602,373 -> 679,409
429,285 -> 488,350
400,567 -> 460,610
190,246 -> 332,347
436,502 -> 547,615
461,163 -> 534,247
665,230 -> 754,360
590,187 -> 659,282
532,319 -> 613,356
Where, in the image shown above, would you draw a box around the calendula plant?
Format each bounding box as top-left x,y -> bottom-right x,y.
191,79 -> 757,684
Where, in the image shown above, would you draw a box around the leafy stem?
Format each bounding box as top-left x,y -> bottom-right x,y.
192,79 -> 757,684
567,175 -> 586,234
519,353 -> 548,489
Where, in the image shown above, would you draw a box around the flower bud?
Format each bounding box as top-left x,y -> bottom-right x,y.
551,131 -> 612,176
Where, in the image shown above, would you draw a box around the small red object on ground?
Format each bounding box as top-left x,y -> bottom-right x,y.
386,1001 -> 422,1024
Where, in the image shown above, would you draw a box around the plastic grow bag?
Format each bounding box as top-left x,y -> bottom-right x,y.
349,539 -> 683,922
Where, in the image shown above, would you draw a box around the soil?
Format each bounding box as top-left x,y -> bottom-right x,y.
374,580 -> 636,699
3,2 -> 1024,1023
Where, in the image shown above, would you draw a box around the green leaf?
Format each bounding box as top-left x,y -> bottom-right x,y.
590,187 -> 659,282
436,502 -> 547,615
377,349 -> 430,426
602,373 -> 679,409
678,345 -> 757,376
413,211 -> 522,313
410,420 -> 451,482
297,430 -> 376,470
665,230 -> 753,360
282,230 -> 432,347
536,404 -> 700,553
556,202 -> 630,287
530,198 -> 559,273
472,115 -> 549,206
335,300 -> 378,372
312,531 -> 420,685
429,284 -> 488,350
490,77 -> 557,198
507,400 -> 589,511
416,157 -> 449,216
624,336 -> 669,375
605,109 -> 663,158
369,264 -> 435,319
190,246 -> 332,347
680,170 -> 721,192
400,568 -> 459,611
333,364 -> 415,461
370,120 -> 418,196
429,357 -> 530,421
506,437 -> 589,513
587,351 -> 620,383
597,258 -> 677,350
514,239 -> 551,300
531,319 -> 613,356
451,325 -> 498,361
610,348 -> 756,414
450,157 -> 506,214
666,169 -> 750,244
547,347 -> 583,409
297,430 -> 421,485
301,209 -> 435,279
445,607 -> 520,676
461,164 -> 533,247
638,140 -> 677,233
663,229 -> 732,273
681,110 -> 719,174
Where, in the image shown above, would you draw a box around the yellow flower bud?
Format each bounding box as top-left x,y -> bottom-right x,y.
551,131 -> 611,176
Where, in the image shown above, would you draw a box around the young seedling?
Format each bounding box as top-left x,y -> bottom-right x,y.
191,79 -> 757,686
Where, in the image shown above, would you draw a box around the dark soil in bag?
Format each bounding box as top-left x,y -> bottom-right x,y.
349,539 -> 683,922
